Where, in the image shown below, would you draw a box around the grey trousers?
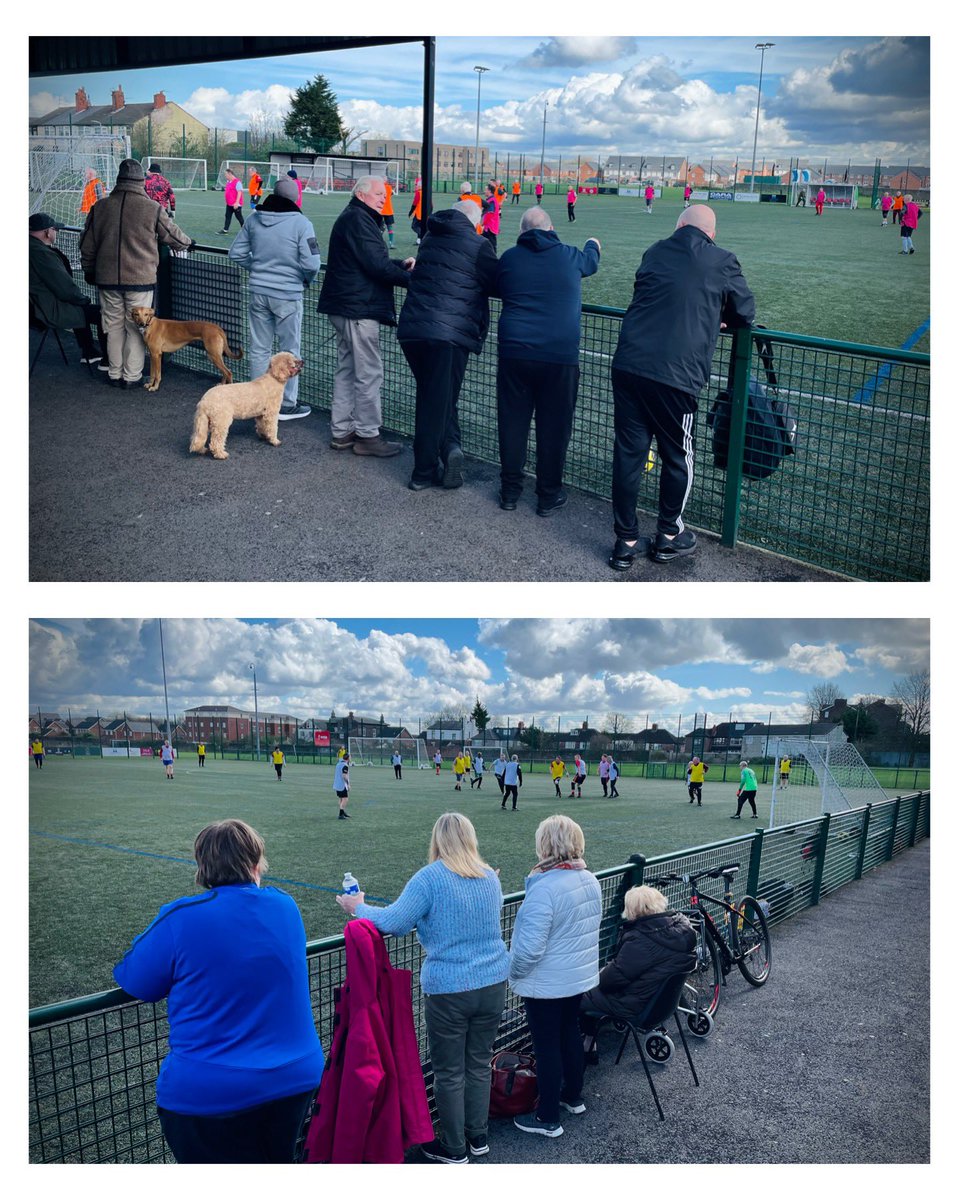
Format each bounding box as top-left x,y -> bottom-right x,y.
249,292 -> 303,405
327,314 -> 385,439
424,979 -> 506,1153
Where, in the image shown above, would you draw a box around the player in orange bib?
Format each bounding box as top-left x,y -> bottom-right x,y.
382,179 -> 396,247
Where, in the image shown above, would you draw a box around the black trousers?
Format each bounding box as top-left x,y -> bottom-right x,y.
274,763 -> 282,780
523,995 -> 585,1123
495,775 -> 505,793
601,778 -> 609,796
611,368 -> 697,539
609,779 -> 619,797
223,205 -> 245,230
567,203 -> 576,221
158,1089 -> 315,1164
71,301 -> 105,357
688,782 -> 702,804
394,765 -> 402,779
497,358 -> 579,504
482,229 -> 498,252
502,784 -> 518,808
736,790 -> 758,816
402,340 -> 469,485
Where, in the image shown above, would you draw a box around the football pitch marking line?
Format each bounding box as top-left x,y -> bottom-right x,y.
29,829 -> 392,902
852,316 -> 931,405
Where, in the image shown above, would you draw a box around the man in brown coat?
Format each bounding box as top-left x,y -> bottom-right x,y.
79,158 -> 193,388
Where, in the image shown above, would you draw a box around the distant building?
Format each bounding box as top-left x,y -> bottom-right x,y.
31,85 -> 210,154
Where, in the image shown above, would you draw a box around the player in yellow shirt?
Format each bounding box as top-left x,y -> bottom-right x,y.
197,742 -> 206,767
453,753 -> 467,791
779,756 -> 791,788
271,745 -> 285,781
687,757 -> 708,806
32,738 -> 45,768
549,756 -> 566,798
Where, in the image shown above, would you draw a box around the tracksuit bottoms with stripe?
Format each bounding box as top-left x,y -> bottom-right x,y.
611,368 -> 697,540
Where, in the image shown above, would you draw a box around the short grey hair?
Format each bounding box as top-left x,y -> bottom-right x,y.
520,206 -> 553,233
452,199 -> 481,225
352,175 -> 382,198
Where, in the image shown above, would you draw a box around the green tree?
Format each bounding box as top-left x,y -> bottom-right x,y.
283,75 -> 343,153
517,724 -> 544,750
841,704 -> 878,743
471,698 -> 490,734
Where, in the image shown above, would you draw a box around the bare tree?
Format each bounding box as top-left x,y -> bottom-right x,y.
892,669 -> 930,737
332,125 -> 368,156
247,107 -> 286,158
806,680 -> 841,723
604,711 -> 631,736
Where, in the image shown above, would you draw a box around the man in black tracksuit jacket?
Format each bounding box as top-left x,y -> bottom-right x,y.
609,205 -> 755,569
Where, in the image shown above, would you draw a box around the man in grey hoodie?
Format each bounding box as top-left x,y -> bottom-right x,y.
228,177 -> 321,419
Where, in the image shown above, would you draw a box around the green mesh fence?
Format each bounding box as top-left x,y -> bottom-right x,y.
29,791 -> 928,1163
53,233 -> 928,581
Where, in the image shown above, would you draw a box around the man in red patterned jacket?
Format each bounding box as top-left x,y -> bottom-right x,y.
144,163 -> 176,215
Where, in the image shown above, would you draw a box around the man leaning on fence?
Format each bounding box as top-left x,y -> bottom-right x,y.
608,204 -> 755,570
228,177 -> 320,421
79,159 -> 193,388
316,175 -> 415,457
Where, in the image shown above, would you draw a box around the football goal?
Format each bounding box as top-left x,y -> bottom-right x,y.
139,157 -> 208,190
306,157 -> 400,194
767,737 -> 887,827
29,131 -> 130,228
348,736 -> 427,768
214,160 -> 276,191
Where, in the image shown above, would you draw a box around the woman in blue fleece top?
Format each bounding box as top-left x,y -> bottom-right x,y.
337,812 -> 509,1165
113,819 -> 323,1163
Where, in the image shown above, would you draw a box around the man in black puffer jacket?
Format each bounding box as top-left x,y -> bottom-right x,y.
580,886 -> 696,1035
317,176 -> 415,457
397,200 -> 498,490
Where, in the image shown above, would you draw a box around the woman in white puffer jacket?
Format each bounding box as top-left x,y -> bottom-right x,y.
508,814 -> 602,1138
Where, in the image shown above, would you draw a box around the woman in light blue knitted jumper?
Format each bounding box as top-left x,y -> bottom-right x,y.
336,813 -> 508,1164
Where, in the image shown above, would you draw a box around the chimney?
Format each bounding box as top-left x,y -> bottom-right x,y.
111,84 -> 125,112
153,91 -> 166,109
75,87 -> 90,113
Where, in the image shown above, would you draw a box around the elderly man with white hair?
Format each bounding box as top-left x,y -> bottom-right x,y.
397,199 -> 498,490
317,175 -> 415,456
608,204 -> 755,570
493,205 -> 600,516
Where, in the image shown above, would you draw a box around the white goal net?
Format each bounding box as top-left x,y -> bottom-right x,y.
308,157 -> 399,194
140,157 -> 208,190
214,160 -> 275,191
768,737 -> 888,827
30,132 -> 131,228
348,736 -> 427,767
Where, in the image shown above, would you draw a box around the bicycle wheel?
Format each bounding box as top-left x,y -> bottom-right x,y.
685,926 -> 722,1017
736,896 -> 772,986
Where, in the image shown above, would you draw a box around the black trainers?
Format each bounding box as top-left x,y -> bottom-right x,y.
650,529 -> 697,563
608,536 -> 649,571
421,1139 -> 468,1164
498,493 -> 518,511
513,1112 -> 563,1137
277,404 -> 312,421
536,491 -> 568,517
442,446 -> 465,488
467,1135 -> 489,1157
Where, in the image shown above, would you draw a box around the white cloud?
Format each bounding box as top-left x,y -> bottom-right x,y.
182,84 -> 295,129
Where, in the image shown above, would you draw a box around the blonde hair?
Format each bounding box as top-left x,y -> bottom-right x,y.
535,814 -> 585,863
429,812 -> 490,878
623,885 -> 669,920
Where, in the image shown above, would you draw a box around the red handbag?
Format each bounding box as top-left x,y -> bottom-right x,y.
489,1050 -> 538,1117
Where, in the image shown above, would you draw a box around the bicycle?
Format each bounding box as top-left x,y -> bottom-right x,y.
650,862 -> 772,1028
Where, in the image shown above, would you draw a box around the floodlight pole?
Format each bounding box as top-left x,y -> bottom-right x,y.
158,619 -> 172,743
749,43 -> 774,193
539,101 -> 548,185
249,663 -> 260,761
474,66 -> 489,182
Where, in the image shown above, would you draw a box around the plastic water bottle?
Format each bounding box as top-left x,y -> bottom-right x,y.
342,872 -> 360,896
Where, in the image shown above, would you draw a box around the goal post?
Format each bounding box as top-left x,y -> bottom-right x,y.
29,131 -> 131,228
767,736 -> 888,827
306,157 -> 399,194
348,736 -> 426,767
140,157 -> 208,190
214,160 -> 277,191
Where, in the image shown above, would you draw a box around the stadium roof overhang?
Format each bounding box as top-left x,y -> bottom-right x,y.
29,36 -> 437,215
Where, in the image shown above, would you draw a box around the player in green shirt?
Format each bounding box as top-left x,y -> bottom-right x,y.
732,761 -> 758,818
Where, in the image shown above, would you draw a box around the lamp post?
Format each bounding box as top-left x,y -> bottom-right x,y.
248,663 -> 260,762
749,42 -> 775,193
473,65 -> 489,182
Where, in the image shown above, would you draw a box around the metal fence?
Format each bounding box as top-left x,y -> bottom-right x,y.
28,790 -> 929,1163
55,232 -> 929,581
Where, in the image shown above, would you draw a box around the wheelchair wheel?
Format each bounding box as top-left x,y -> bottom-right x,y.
643,1031 -> 674,1062
687,1010 -> 714,1037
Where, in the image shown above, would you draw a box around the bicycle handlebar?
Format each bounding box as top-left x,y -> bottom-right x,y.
649,862 -> 740,888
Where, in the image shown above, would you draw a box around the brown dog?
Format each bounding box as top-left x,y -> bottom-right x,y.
131,306 -> 243,393
189,352 -> 304,460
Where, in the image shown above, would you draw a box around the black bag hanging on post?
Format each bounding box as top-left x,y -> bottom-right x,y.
707,329 -> 798,480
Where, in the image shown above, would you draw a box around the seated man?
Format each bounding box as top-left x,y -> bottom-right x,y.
29,212 -> 106,367
579,885 -> 696,1054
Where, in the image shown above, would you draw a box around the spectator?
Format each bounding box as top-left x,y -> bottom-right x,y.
494,206 -> 600,516
228,176 -> 320,422
733,760 -> 759,818
579,886 -> 695,1053
79,166 -> 106,216
481,182 -> 501,251
501,754 -> 523,810
317,175 -> 414,457
508,815 -> 602,1137
219,168 -> 245,233
337,812 -> 509,1165
113,819 -> 324,1163
287,169 -> 304,208
29,212 -> 107,368
398,199 -> 497,490
79,158 -> 192,388
608,205 -> 755,570
144,163 -> 176,215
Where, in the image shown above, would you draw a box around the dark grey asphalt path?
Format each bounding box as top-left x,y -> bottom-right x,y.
29,359 -> 841,583
427,842 -> 930,1165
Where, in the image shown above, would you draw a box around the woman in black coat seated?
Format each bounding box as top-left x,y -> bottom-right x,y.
580,885 -> 696,1048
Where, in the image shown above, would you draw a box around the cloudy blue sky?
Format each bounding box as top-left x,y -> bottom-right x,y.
29,618 -> 929,733
29,35 -> 930,162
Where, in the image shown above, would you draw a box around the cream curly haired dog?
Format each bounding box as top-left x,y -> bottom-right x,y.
189,352 -> 304,460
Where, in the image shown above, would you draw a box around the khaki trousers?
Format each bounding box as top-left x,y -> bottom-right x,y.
98,288 -> 154,382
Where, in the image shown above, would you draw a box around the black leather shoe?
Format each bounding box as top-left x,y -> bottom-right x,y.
536,491 -> 568,517
650,529 -> 697,562
408,477 -> 441,491
608,536 -> 649,571
442,446 -> 464,488
498,493 -> 518,511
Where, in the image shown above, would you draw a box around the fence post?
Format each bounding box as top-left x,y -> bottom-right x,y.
854,804 -> 872,880
720,325 -> 753,546
907,792 -> 922,847
746,828 -> 763,897
809,813 -> 830,906
627,853 -> 646,888
886,795 -> 902,861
